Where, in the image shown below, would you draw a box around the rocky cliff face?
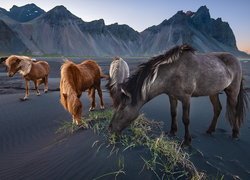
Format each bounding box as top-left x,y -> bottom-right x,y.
192,6 -> 237,48
0,20 -> 29,54
141,6 -> 245,56
0,4 -> 248,57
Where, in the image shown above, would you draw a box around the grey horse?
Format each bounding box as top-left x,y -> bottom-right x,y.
106,57 -> 129,108
109,44 -> 248,145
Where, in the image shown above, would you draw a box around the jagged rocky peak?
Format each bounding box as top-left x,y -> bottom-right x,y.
192,5 -> 211,23
8,3 -> 45,22
186,11 -> 194,17
0,7 -> 8,14
169,10 -> 191,24
80,19 -> 106,34
107,23 -> 140,41
88,19 -> 105,27
143,10 -> 190,34
40,5 -> 81,25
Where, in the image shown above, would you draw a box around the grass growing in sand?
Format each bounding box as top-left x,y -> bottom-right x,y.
57,109 -> 205,180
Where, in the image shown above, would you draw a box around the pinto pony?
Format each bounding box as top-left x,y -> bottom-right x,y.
60,60 -> 107,125
5,55 -> 50,100
109,44 -> 249,145
106,57 -> 129,108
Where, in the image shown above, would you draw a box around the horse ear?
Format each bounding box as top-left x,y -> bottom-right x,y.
18,58 -> 32,76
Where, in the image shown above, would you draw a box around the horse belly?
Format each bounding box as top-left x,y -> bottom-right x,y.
192,77 -> 231,97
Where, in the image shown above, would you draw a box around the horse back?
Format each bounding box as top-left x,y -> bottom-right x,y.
210,52 -> 242,71
24,61 -> 49,81
80,60 -> 102,79
31,61 -> 50,75
190,52 -> 241,96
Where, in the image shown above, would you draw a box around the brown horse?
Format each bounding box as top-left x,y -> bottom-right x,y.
60,60 -> 107,125
109,44 -> 249,145
5,55 -> 50,100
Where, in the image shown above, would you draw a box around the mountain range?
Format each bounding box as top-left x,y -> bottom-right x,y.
0,4 -> 248,57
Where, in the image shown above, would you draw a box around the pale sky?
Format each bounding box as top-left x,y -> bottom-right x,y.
1,0 -> 250,53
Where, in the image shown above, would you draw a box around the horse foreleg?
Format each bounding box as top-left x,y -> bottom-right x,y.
73,99 -> 83,125
169,95 -> 178,135
34,80 -> 40,96
207,94 -> 222,134
88,87 -> 96,111
97,86 -> 104,109
181,96 -> 191,145
22,80 -> 30,100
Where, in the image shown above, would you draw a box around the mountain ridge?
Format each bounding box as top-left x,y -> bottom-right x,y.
0,4 -> 248,57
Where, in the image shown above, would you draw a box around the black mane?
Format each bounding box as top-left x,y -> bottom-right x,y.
122,44 -> 195,105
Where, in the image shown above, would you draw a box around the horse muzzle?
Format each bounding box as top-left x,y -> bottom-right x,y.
108,123 -> 122,136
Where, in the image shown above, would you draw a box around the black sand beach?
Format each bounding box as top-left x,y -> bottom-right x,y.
0,58 -> 250,179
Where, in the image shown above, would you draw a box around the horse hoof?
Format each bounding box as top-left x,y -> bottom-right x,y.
182,136 -> 192,147
232,134 -> 239,139
100,106 -> 105,110
181,140 -> 191,147
44,90 -> 48,93
206,127 -> 215,134
37,93 -> 41,96
169,130 -> 176,136
20,97 -> 28,101
206,130 -> 213,134
89,107 -> 95,111
232,130 -> 239,139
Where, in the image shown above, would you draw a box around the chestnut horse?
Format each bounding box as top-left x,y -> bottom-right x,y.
60,60 -> 107,125
109,44 -> 249,145
106,57 -> 129,108
5,55 -> 50,100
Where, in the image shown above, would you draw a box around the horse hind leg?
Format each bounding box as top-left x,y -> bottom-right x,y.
44,75 -> 49,93
34,80 -> 41,96
207,94 -> 222,134
225,88 -> 239,138
88,87 -> 96,111
96,85 -> 105,109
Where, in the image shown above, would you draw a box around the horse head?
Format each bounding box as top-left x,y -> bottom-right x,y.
5,55 -> 32,77
109,86 -> 140,134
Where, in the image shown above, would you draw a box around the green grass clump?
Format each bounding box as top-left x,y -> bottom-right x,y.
57,109 -> 205,179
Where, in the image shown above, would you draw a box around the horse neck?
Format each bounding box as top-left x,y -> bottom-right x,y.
140,73 -> 167,104
131,84 -> 165,113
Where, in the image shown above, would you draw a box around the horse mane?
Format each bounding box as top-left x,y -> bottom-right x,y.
5,55 -> 33,76
60,60 -> 83,114
122,44 -> 195,105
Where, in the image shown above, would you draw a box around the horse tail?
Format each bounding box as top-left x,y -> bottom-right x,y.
60,62 -> 82,120
235,79 -> 249,127
100,73 -> 109,79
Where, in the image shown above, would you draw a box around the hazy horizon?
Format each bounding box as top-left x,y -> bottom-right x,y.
1,0 -> 249,53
